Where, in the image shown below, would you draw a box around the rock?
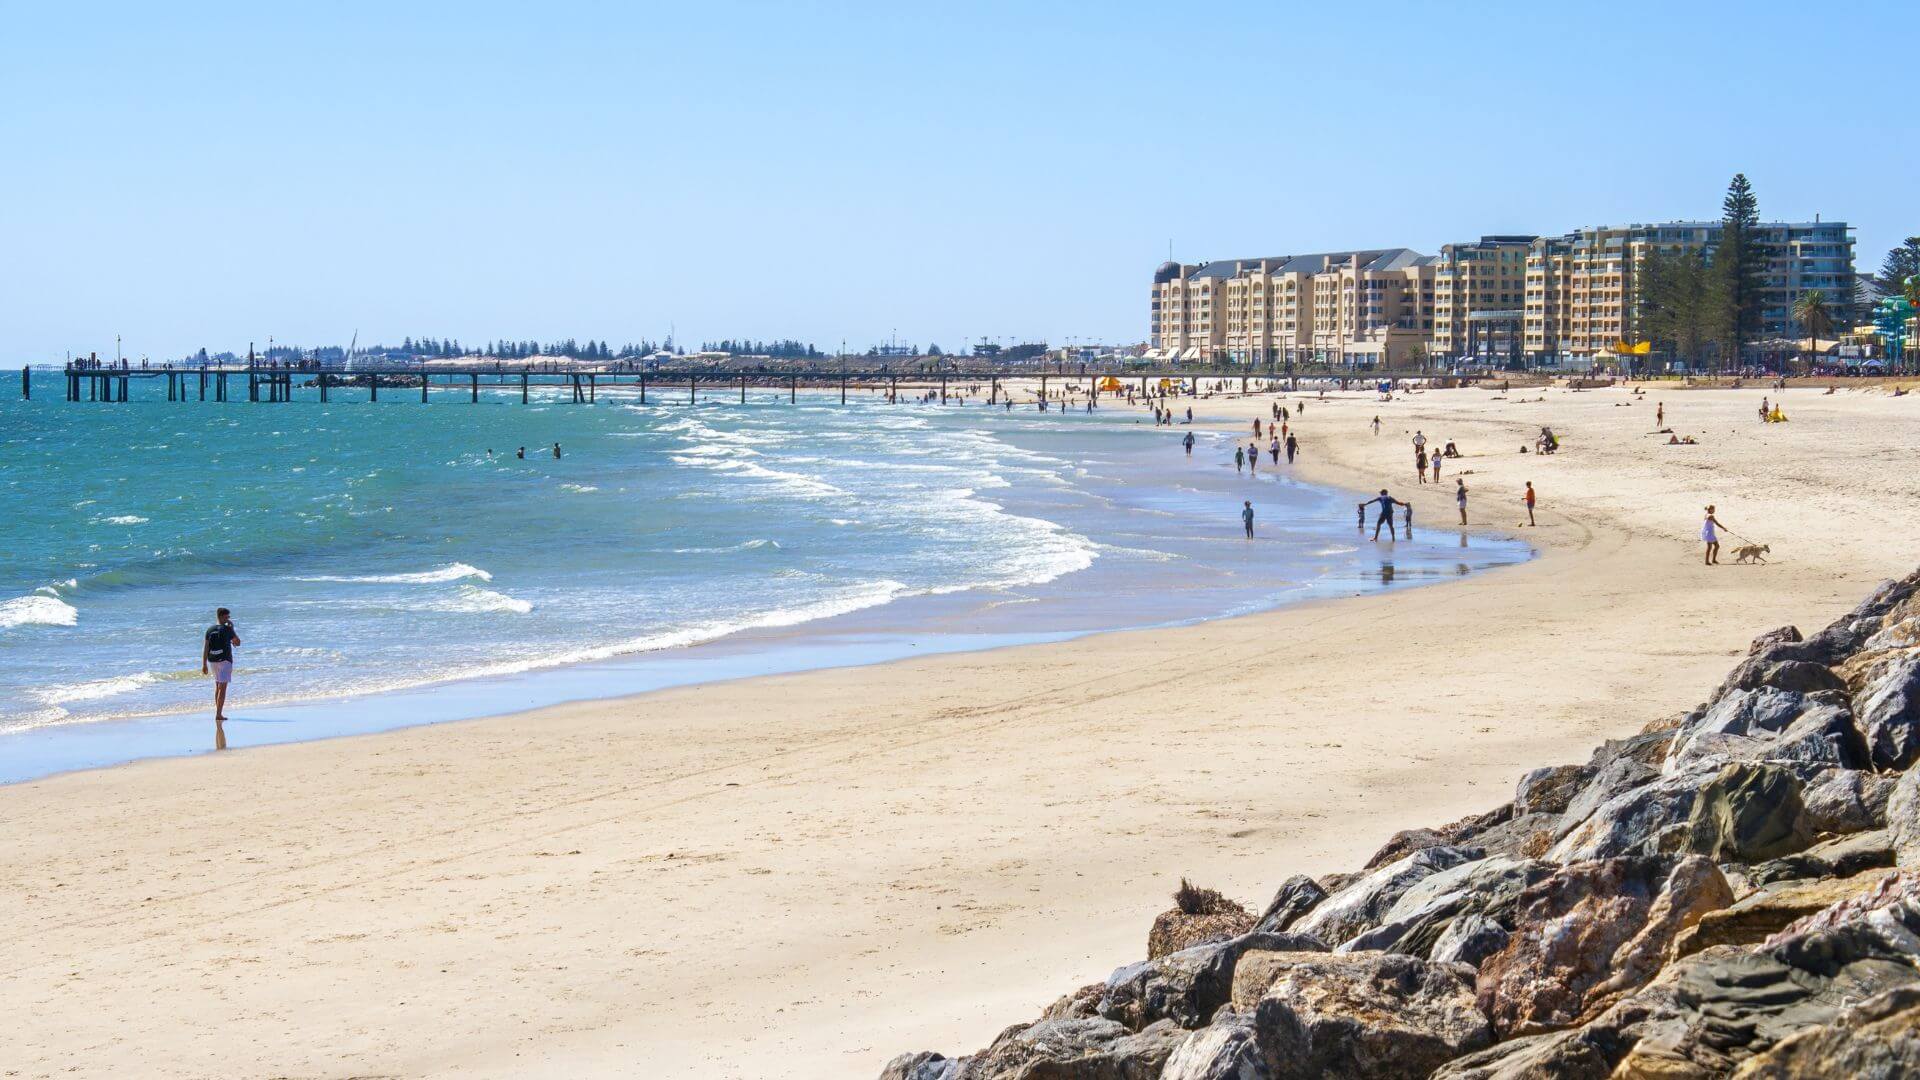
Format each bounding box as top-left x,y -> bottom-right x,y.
1458,811 -> 1561,861
1671,870 -> 1901,959
879,1051 -> 960,1080
1230,950 -> 1493,1079
1547,774 -> 1703,863
1587,729 -> 1677,773
1664,687 -> 1862,774
1291,845 -> 1481,947
1684,762 -> 1816,863
1042,983 -> 1106,1021
1252,875 -> 1325,934
1361,827 -> 1450,870
1430,914 -> 1510,969
1099,932 -> 1325,1031
1556,757 -> 1657,840
1886,768 -> 1920,869
1855,654 -> 1920,771
1159,1014 -> 1270,1080
952,1017 -> 1183,1080
1340,856 -> 1548,958
1430,1024 -> 1632,1079
1802,571 -> 1920,661
1149,880 -> 1255,960
1750,625 -> 1805,654
1758,660 -> 1850,696
1763,870 -> 1920,944
1478,855 -> 1732,1037
1749,828 -> 1895,885
1728,984 -> 1920,1077
1515,764 -> 1593,816
1801,768 -> 1895,836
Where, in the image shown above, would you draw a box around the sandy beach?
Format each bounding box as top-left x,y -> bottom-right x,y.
4,380 -> 1918,1078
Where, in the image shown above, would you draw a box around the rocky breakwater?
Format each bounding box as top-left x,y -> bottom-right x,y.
881,568 -> 1920,1079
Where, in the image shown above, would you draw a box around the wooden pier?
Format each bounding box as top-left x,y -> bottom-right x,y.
35,364 -> 1289,407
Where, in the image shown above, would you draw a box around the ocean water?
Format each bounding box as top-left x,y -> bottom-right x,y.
0,378 -> 1530,780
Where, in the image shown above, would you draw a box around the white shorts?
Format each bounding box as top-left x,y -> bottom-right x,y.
210,661 -> 233,684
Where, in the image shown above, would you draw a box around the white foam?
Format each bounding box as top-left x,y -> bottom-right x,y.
33,671 -> 158,705
0,595 -> 78,630
560,483 -> 600,493
100,515 -> 150,525
430,586 -> 534,615
295,562 -> 493,585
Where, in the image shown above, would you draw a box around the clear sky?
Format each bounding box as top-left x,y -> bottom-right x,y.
4,1 -> 1916,362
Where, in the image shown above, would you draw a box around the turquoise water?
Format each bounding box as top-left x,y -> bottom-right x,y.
0,377 -> 1530,780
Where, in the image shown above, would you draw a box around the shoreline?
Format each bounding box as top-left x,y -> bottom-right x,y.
2,383 -> 1913,1077
0,399 -> 1526,786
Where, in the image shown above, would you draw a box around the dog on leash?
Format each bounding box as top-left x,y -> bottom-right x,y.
1733,543 -> 1770,564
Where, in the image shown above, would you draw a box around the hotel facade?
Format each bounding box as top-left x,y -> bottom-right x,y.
1149,220 -> 1855,367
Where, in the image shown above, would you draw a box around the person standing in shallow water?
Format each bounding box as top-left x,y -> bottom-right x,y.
1182,431 -> 1194,456
1235,445 -> 1245,473
202,607 -> 241,750
1242,500 -> 1255,539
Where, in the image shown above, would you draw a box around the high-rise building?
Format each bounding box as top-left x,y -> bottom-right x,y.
1152,250 -> 1436,368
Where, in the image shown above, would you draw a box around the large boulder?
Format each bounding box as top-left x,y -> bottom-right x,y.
879,1052 -> 960,1080
1762,870 -> 1920,944
1854,654 -> 1920,771
1729,984 -> 1920,1077
1430,1024 -> 1632,1079
1749,828 -> 1894,886
1671,870 -> 1902,958
1547,775 -> 1704,863
1800,768 -> 1896,836
1477,855 -> 1732,1037
1337,855 -> 1548,959
1252,875 -> 1325,934
1684,762 -> 1816,863
1099,932 -> 1324,1031
1290,845 -> 1481,947
1149,881 -> 1256,960
1429,914 -> 1511,970
949,1017 -> 1183,1080
1515,763 -> 1593,816
1554,756 -> 1657,840
1664,687 -> 1862,774
1229,950 -> 1493,1079
1159,1014 -> 1270,1080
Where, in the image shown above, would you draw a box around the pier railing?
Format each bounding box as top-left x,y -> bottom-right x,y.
32,364 -> 1346,406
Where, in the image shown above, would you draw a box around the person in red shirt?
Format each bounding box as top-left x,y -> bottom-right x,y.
1523,481 -> 1537,527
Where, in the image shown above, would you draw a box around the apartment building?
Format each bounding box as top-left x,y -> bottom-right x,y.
1152,250 -> 1436,367
1431,236 -> 1534,365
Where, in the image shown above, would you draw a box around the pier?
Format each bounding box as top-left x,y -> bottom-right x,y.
32,363 -> 1301,407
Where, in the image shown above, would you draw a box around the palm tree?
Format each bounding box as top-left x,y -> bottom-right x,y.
1792,289 -> 1833,364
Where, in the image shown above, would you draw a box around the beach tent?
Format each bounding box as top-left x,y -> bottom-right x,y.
1098,376 -> 1123,392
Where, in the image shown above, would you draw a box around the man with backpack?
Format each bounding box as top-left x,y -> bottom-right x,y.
202,607 -> 242,749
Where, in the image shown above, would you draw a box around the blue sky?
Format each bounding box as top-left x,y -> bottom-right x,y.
4,1 -> 1915,362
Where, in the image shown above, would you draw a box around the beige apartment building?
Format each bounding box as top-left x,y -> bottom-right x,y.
1152,250 -> 1435,368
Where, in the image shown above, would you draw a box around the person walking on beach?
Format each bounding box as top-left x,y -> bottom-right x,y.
1430,450 -> 1442,483
1701,505 -> 1728,565
1456,479 -> 1469,525
201,607 -> 241,750
1415,446 -> 1428,483
1412,430 -> 1427,456
1523,481 -> 1537,526
1242,500 -> 1255,539
1759,397 -> 1770,423
1656,401 -> 1665,428
1360,489 -> 1408,541
1183,431 -> 1194,456
1235,445 -> 1245,473
1268,435 -> 1280,464
1247,443 -> 1258,474
1285,432 -> 1298,463
1371,415 -> 1381,436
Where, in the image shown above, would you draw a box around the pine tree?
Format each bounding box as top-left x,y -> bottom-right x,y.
1877,238 -> 1920,297
1715,174 -> 1767,364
